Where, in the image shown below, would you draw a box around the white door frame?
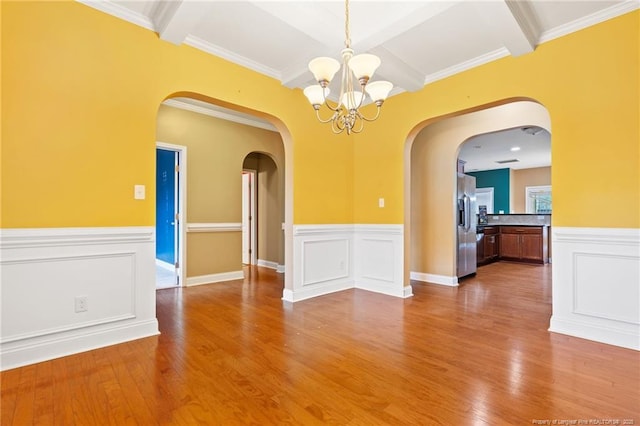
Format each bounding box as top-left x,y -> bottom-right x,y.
242,169 -> 258,265
156,141 -> 187,287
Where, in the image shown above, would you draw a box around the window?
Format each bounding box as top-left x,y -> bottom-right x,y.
526,185 -> 552,214
476,187 -> 494,214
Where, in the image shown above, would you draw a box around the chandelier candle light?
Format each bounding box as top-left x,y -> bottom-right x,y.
303,0 -> 393,135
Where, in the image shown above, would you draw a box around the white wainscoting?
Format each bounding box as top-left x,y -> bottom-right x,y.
550,227 -> 640,350
284,224 -> 409,302
354,225 -> 410,298
0,227 -> 160,370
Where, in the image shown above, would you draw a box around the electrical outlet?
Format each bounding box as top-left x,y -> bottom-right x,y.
75,296 -> 88,313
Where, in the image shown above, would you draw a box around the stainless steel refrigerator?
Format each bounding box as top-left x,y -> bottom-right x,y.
457,173 -> 477,279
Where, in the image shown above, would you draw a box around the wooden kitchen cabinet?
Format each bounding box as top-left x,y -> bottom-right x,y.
499,226 -> 548,264
483,227 -> 499,262
477,226 -> 499,266
476,231 -> 485,264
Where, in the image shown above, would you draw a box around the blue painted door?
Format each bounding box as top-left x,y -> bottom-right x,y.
156,149 -> 177,266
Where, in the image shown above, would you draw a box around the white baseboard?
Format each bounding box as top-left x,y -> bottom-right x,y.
0,227 -> 160,370
185,270 -> 244,287
282,281 -> 354,303
1,320 -> 159,371
550,317 -> 639,351
410,271 -> 459,287
257,259 -> 284,273
550,227 -> 639,350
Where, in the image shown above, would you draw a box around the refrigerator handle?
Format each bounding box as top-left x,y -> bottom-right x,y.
464,194 -> 471,232
458,195 -> 470,230
458,197 -> 465,227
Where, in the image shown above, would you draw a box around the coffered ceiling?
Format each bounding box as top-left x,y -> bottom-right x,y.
80,0 -> 636,172
80,0 -> 637,97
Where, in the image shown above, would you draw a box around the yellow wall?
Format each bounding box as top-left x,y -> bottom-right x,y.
0,1 -> 352,227
355,11 -> 639,229
1,2 -> 638,239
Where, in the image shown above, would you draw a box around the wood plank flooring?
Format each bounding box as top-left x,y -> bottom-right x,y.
2,262 -> 639,425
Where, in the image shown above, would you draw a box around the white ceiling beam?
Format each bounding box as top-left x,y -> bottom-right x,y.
153,0 -> 213,45
250,1 -> 344,47
472,0 -> 540,57
280,2 -> 456,91
367,46 -> 425,93
353,2 -> 458,53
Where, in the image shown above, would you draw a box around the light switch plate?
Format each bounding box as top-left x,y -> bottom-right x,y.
134,184 -> 145,200
378,198 -> 385,208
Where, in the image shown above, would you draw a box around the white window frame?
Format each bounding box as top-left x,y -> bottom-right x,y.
526,185 -> 552,214
475,187 -> 494,214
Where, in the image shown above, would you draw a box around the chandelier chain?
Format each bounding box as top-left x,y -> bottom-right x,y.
344,0 -> 351,49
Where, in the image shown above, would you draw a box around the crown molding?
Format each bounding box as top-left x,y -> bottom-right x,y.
424,48 -> 510,85
162,99 -> 277,132
184,35 -> 282,81
539,0 -> 640,44
76,0 -> 155,31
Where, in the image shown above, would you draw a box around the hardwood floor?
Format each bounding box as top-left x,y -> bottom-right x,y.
2,263 -> 638,425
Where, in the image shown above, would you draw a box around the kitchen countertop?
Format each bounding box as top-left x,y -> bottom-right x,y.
479,213 -> 551,227
477,224 -> 549,232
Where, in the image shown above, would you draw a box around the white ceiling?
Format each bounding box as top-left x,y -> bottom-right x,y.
80,0 -> 636,171
459,126 -> 551,172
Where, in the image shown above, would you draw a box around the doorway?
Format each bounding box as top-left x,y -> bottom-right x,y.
242,169 -> 257,265
242,152 -> 283,272
156,143 -> 186,288
407,100 -> 551,286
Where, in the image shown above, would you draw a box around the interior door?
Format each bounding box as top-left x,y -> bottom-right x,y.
242,172 -> 252,264
156,148 -> 178,284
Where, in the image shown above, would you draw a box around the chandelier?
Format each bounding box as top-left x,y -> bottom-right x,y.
303,0 -> 393,135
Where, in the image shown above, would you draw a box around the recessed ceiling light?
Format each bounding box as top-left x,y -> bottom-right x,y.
510,146 -> 521,152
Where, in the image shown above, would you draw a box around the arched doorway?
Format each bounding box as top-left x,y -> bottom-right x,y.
405,99 -> 551,286
242,152 -> 285,272
156,96 -> 287,288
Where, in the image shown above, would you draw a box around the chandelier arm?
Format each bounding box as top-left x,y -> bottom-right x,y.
356,105 -> 382,122
331,117 -> 346,134
322,97 -> 343,113
314,108 -> 339,124
352,81 -> 368,111
350,112 -> 365,133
